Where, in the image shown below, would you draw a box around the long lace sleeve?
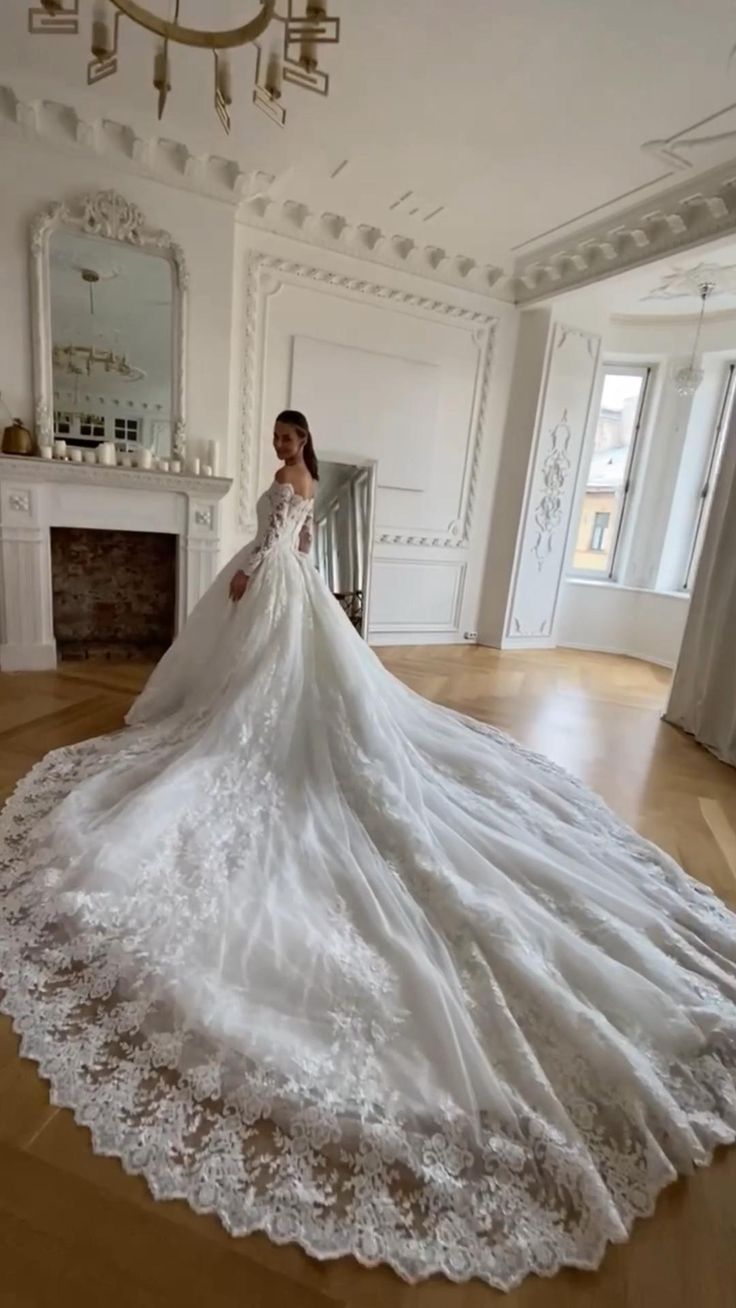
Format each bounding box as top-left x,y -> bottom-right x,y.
243,484 -> 294,578
299,512 -> 314,557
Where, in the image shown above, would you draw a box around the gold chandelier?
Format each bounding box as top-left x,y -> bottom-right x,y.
53,343 -> 146,382
29,1 -> 340,131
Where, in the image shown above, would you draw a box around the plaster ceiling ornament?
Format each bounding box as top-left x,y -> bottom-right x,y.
643,261 -> 736,301
27,0 -> 341,132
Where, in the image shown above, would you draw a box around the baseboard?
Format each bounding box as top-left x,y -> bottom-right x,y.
558,640 -> 675,670
369,631 -> 467,648
0,642 -> 57,672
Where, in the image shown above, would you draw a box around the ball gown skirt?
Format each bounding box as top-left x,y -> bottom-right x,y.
1,482 -> 735,1290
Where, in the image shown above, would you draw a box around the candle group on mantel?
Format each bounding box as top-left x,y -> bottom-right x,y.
40,441 -> 221,476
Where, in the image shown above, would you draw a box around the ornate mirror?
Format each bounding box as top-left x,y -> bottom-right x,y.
31,190 -> 188,459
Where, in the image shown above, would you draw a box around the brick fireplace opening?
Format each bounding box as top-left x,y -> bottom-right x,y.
50,527 -> 176,661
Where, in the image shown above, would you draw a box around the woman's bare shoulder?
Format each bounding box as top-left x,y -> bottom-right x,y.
275,466 -> 314,499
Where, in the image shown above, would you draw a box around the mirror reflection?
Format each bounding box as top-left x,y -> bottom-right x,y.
49,230 -> 174,457
314,461 -> 374,639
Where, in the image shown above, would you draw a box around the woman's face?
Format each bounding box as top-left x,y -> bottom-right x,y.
273,421 -> 304,463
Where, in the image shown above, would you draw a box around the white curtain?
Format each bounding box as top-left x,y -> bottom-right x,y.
665,408 -> 736,764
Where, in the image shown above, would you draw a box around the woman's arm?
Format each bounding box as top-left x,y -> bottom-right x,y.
230,483 -> 296,601
298,512 -> 314,556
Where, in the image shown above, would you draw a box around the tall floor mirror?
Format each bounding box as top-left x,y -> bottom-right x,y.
314,459 -> 376,640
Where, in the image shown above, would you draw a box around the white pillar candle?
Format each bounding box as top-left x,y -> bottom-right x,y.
83,449 -> 96,465
171,459 -> 182,474
99,441 -> 115,467
202,464 -> 213,477
207,440 -> 219,476
40,444 -> 53,460
70,447 -> 82,464
188,456 -> 200,477
159,458 -> 170,473
137,447 -> 153,470
53,439 -> 67,458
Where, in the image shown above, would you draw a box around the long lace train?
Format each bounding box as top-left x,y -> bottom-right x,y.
1,482 -> 736,1289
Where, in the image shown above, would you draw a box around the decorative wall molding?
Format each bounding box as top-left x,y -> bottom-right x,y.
0,84 -> 506,300
532,410 -> 573,571
513,159 -> 736,304
369,557 -> 467,634
29,188 -> 189,456
238,252 -> 498,549
8,490 -> 31,514
505,324 -> 602,645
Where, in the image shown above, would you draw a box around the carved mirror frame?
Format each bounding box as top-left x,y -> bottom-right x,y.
30,189 -> 189,458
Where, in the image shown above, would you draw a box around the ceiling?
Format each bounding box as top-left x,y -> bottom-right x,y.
556,237 -> 736,319
5,1 -> 736,284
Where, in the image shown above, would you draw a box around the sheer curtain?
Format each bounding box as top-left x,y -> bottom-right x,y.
665,407 -> 736,764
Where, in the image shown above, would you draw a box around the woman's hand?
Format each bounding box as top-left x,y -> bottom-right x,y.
229,570 -> 248,602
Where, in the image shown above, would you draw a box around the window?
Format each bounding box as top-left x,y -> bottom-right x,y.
571,365 -> 650,577
683,364 -> 735,590
589,511 -> 610,552
78,413 -> 105,440
114,417 -> 142,446
54,411 -> 72,436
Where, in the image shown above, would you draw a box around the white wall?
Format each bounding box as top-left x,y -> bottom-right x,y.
557,581 -> 689,667
0,132 -> 518,646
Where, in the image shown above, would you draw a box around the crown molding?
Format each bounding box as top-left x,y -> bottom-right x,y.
610,306 -> 736,328
513,158 -> 736,304
238,252 -> 498,547
236,198 -> 506,297
0,83 -> 507,301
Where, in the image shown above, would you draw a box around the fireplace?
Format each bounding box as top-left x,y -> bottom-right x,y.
0,457 -> 230,672
51,527 -> 176,661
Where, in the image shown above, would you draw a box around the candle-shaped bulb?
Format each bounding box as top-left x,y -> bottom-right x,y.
153,43 -> 171,119
91,16 -> 111,59
266,50 -> 283,100
217,55 -> 232,106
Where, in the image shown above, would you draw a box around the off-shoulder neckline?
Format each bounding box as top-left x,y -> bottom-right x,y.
270,479 -> 314,506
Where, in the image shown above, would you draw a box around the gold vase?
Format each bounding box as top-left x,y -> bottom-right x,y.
1,419 -> 34,456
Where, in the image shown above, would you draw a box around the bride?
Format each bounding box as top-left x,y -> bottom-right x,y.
1,409 -> 736,1290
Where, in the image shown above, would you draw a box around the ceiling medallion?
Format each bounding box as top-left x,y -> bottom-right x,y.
28,1 -> 341,132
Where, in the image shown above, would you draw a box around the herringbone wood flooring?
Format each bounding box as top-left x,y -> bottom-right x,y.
1,647 -> 735,1307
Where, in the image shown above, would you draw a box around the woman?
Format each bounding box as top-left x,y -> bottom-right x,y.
1,410 -> 735,1290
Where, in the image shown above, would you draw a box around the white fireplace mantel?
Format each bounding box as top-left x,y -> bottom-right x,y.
0,454 -> 232,671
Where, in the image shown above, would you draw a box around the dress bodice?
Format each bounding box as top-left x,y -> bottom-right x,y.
246,481 -> 314,576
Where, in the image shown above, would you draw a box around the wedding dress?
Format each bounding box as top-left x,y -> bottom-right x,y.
2,479 -> 736,1291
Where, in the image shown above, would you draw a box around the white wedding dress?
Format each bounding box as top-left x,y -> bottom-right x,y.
2,480 -> 736,1290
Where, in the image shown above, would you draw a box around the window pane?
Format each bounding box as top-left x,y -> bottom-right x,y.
572,370 -> 646,575
683,365 -> 735,590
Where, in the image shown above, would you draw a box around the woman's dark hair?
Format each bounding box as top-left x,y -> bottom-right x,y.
276,409 -> 319,481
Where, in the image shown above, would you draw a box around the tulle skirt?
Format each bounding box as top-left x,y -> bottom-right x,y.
1,546 -> 736,1289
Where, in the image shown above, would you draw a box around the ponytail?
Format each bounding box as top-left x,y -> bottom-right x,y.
276,409 -> 319,481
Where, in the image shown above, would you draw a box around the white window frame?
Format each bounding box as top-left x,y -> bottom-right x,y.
568,363 -> 651,582
682,362 -> 736,591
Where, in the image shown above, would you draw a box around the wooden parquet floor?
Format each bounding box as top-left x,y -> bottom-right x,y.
1,646 -> 736,1308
